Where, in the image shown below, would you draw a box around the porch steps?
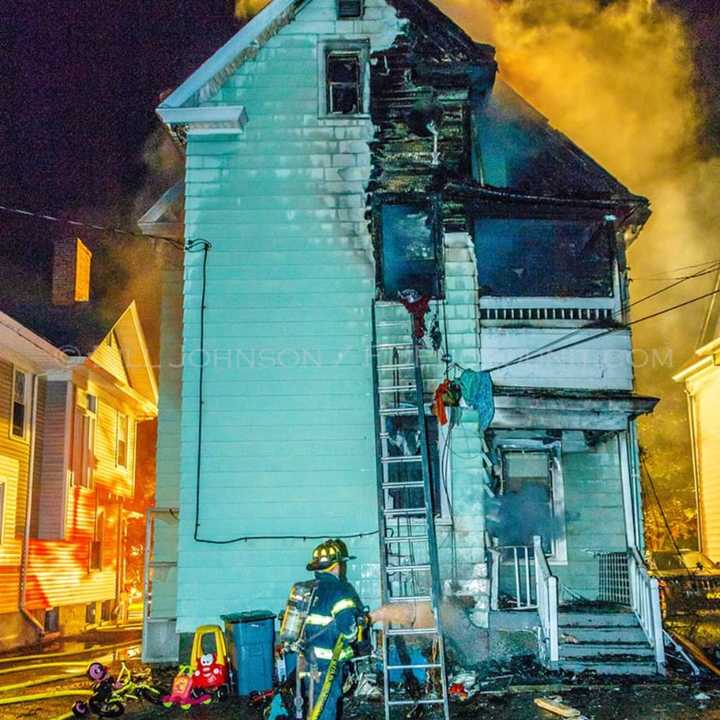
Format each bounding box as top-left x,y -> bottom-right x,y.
556,610 -> 657,676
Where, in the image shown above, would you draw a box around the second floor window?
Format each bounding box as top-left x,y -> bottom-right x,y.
379,202 -> 443,299
71,393 -> 96,489
116,412 -> 129,469
11,368 -> 28,440
326,52 -> 362,115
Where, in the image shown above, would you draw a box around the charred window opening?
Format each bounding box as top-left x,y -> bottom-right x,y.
337,0 -> 364,19
486,440 -> 567,563
326,52 -> 363,115
379,203 -> 443,299
474,217 -> 614,297
382,414 -> 449,521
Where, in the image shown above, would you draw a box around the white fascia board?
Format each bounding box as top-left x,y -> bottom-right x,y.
156,106 -> 249,134
0,311 -> 69,372
159,0 -> 299,110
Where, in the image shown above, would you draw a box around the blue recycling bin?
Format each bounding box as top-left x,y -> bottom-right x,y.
222,611 -> 276,696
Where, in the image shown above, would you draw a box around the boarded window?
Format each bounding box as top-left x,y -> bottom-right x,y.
11,368 -> 28,439
337,0 -> 364,18
474,217 -> 613,297
380,204 -> 442,299
116,412 -> 129,469
326,52 -> 362,114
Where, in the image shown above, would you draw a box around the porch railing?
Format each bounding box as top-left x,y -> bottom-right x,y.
628,547 -> 666,672
533,535 -> 559,664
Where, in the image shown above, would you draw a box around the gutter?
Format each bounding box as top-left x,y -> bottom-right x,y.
19,373 -> 45,636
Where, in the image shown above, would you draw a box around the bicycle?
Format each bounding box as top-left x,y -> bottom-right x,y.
71,661 -> 164,718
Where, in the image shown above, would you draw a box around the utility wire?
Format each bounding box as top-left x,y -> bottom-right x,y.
484,261 -> 720,374
486,286 -> 720,373
0,204 -> 184,250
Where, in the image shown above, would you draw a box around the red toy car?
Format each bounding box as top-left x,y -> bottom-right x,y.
193,652 -> 229,694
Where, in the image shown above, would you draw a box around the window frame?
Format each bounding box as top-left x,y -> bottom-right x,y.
318,40 -> 370,118
70,390 -> 96,489
0,480 -> 5,544
373,194 -> 445,301
495,439 -> 568,565
89,509 -> 104,572
10,367 -> 30,441
337,0 -> 364,19
116,410 -> 129,470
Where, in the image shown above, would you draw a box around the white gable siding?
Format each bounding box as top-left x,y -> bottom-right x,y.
177,0 -> 405,632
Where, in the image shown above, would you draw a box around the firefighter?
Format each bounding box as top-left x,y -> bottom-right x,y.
302,539 -> 364,720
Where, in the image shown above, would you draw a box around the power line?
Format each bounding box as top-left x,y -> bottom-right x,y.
484,261 -> 720,373
0,204 -> 183,250
485,286 -> 720,373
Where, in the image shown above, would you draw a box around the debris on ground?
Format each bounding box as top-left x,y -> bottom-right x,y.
533,696 -> 582,717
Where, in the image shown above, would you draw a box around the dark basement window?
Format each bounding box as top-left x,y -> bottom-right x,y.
337,0 -> 364,18
326,52 -> 363,115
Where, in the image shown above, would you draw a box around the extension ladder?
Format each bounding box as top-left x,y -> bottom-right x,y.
371,302 -> 450,720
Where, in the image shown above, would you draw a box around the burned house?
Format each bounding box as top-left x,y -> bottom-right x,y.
141,0 -> 665,678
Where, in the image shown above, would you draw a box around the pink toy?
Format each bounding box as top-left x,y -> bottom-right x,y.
161,665 -> 212,710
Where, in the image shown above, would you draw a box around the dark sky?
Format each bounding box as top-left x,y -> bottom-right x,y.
0,0 -> 717,330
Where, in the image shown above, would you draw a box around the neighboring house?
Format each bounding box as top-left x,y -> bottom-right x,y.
673,270 -> 720,563
142,0 -> 665,675
0,238 -> 157,651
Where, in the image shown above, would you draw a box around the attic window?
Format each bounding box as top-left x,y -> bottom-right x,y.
337,0 -> 364,19
326,52 -> 363,115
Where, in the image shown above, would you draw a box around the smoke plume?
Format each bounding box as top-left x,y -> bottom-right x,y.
436,0 -> 720,525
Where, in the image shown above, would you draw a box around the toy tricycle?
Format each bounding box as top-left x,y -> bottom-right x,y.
71,662 -> 163,718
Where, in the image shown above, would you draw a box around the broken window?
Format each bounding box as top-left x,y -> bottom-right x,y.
380,203 -> 442,299
474,216 -> 614,297
326,52 -> 363,115
337,0 -> 364,18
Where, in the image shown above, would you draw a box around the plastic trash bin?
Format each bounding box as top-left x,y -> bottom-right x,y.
222,611 -> 275,696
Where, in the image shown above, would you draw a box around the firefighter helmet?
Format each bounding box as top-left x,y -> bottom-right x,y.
306,539 -> 356,571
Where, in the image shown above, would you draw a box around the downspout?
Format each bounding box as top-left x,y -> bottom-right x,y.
19,373 -> 45,635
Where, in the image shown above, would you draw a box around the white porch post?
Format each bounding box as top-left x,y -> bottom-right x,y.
617,428 -> 638,550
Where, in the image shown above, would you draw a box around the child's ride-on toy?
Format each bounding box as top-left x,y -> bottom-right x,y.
162,624 -> 231,710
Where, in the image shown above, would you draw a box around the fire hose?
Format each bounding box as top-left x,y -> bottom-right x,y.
308,635 -> 346,720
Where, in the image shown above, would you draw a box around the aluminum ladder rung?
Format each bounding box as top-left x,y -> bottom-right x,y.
386,663 -> 442,671
386,627 -> 439,637
380,407 -> 418,416
383,535 -> 429,544
378,385 -> 416,393
378,363 -> 415,371
388,595 -> 432,604
385,564 -> 431,574
381,455 -> 422,465
383,508 -> 427,517
375,343 -> 414,350
382,481 -> 425,490
388,699 -> 444,707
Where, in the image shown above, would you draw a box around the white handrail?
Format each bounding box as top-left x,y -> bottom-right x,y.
533,536 -> 559,663
628,547 -> 666,672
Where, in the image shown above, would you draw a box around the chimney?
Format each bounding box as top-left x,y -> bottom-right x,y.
52,238 -> 92,305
